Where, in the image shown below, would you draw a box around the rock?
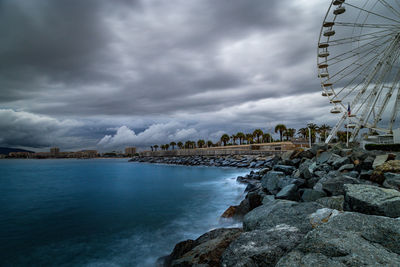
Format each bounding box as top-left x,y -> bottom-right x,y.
344,184 -> 400,218
361,156 -> 374,170
345,170 -> 359,178
281,150 -> 294,161
221,225 -> 304,267
304,177 -> 319,189
159,239 -> 197,266
297,149 -> 315,159
276,212 -> 400,267
246,191 -> 263,210
301,189 -> 327,202
262,195 -> 275,205
244,183 -> 258,192
299,160 -> 312,179
291,158 -> 301,167
309,208 -> 340,228
221,206 -> 237,218
276,184 -> 298,200
292,169 -> 300,178
235,199 -> 250,218
314,170 -> 326,178
322,175 -> 360,196
277,177 -> 298,189
308,162 -> 318,174
310,143 -> 328,154
258,168 -> 270,176
371,160 -> 400,184
332,156 -> 351,169
170,228 -> 242,266
261,171 -> 285,194
372,154 -> 389,168
337,163 -> 354,172
316,195 -> 344,211
316,151 -> 332,165
359,169 -> 372,180
273,165 -> 296,175
243,200 -> 323,234
383,172 -> 400,190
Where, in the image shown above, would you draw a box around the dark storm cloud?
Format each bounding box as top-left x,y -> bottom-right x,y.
0,0 -> 324,114
0,0 -> 335,149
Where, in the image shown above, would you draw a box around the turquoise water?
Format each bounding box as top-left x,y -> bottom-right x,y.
0,159 -> 248,266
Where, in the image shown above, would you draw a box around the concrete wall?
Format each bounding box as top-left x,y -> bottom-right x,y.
139,149 -> 285,157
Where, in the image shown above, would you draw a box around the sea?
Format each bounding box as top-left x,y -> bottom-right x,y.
0,159 -> 249,266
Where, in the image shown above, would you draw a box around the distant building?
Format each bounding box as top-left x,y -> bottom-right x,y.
8,152 -> 33,158
125,147 -> 136,156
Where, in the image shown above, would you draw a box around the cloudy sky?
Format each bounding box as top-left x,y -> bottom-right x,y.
0,0 -> 338,151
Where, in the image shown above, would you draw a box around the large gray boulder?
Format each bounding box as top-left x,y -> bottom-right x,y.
321,175 -> 360,196
301,189 -> 327,202
276,212 -> 400,267
337,163 -> 354,172
344,184 -> 400,218
299,160 -> 312,179
168,228 -> 242,266
221,225 -> 304,267
276,184 -> 298,201
332,156 -> 351,169
316,195 -> 344,211
383,172 -> 400,191
273,165 -> 296,175
243,200 -> 323,234
372,154 -> 389,169
361,156 -> 374,170
261,171 -> 285,194
316,151 -> 332,165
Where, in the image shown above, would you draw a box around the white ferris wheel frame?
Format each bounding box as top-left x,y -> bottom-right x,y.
317,0 -> 400,143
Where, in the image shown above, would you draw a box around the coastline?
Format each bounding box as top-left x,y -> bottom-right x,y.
151,144 -> 400,266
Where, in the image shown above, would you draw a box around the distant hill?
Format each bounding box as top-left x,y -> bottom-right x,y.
0,147 -> 35,155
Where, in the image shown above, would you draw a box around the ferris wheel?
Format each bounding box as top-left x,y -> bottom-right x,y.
318,0 -> 400,143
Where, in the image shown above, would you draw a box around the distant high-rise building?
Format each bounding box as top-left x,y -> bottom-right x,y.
125,147 -> 136,156
50,147 -> 60,156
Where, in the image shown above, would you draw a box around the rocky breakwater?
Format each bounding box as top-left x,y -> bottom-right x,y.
157,144 -> 400,266
130,154 -> 275,168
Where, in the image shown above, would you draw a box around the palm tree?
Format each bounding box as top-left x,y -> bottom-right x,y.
184,141 -> 191,149
307,123 -> 319,143
154,145 -> 159,151
285,128 -> 296,141
207,140 -> 213,147
231,135 -> 237,145
197,139 -> 205,148
336,131 -> 348,143
170,142 -> 176,150
177,141 -> 183,149
275,124 -> 287,142
253,129 -> 264,143
220,134 -> 230,146
298,128 -> 308,139
245,133 -> 254,144
236,132 -> 245,145
318,124 -> 331,141
262,133 -> 272,143
150,146 -> 154,152
161,144 -> 165,150
165,144 -> 169,150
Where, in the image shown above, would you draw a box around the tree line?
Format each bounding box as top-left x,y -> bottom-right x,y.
150,123 -> 347,151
